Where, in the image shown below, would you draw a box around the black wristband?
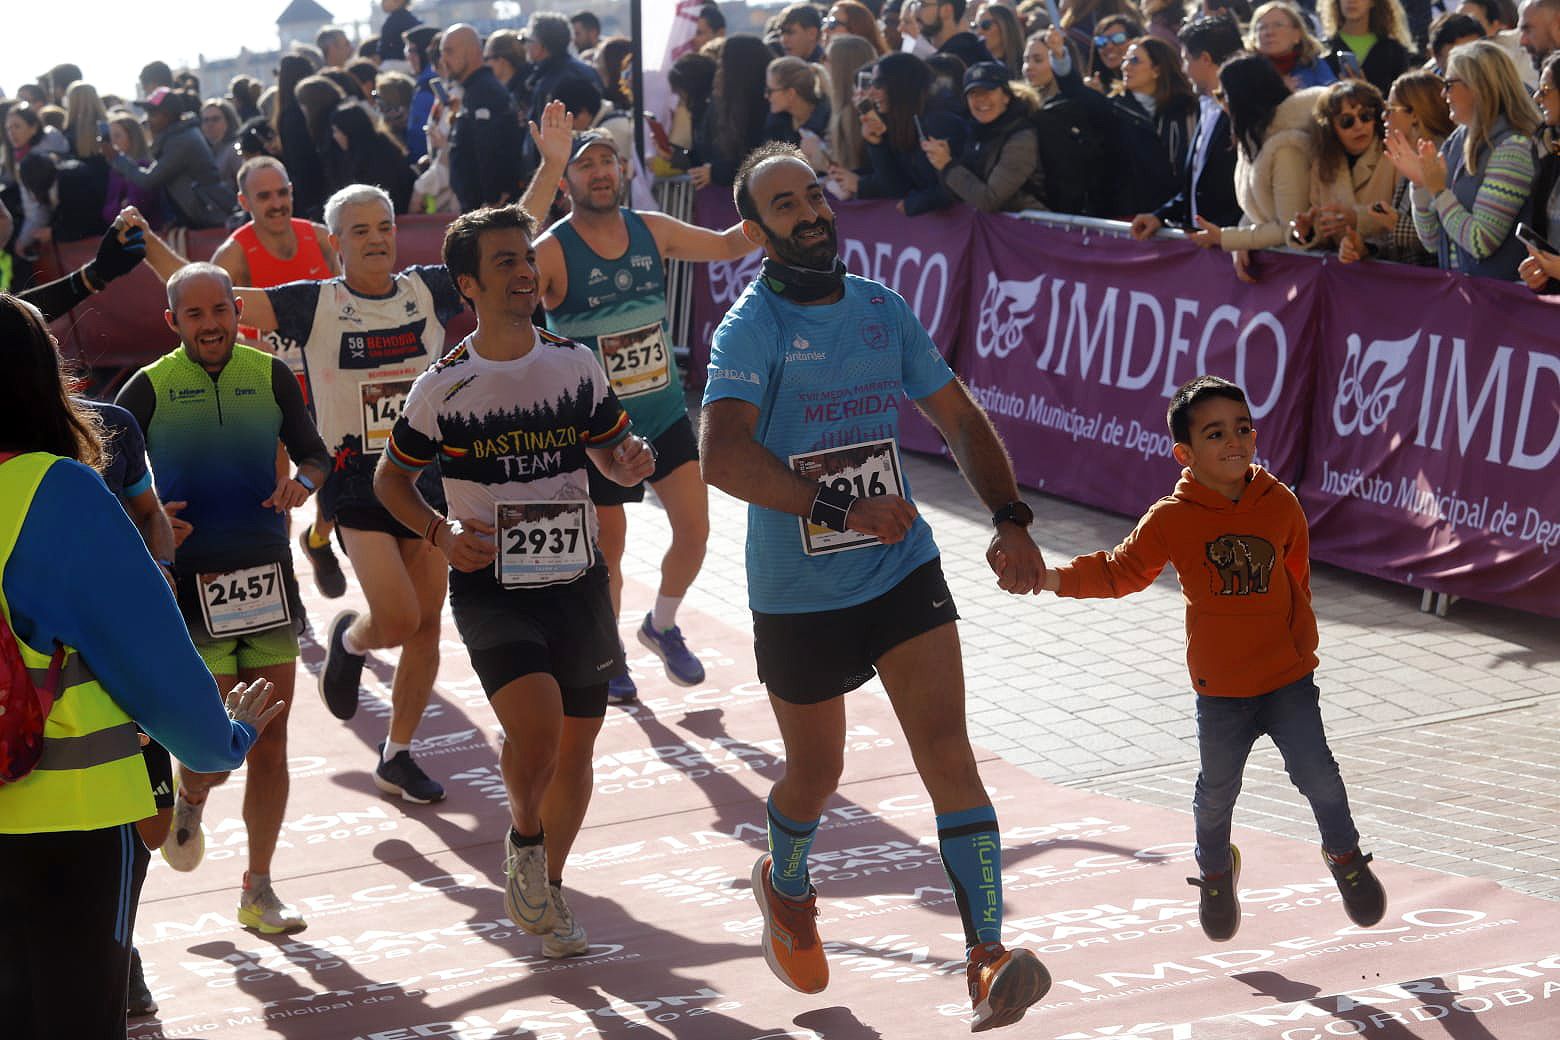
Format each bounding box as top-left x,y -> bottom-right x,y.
810,483 -> 857,533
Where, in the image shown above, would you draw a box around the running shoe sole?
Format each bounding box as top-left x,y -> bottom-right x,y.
972,948 -> 1051,1033
750,854 -> 828,994
318,610 -> 363,721
160,778 -> 205,873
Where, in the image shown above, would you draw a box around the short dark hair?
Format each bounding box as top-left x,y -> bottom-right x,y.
359,35 -> 380,59
442,205 -> 539,308
1460,0 -> 1516,29
1179,13 -> 1243,64
1168,376 -> 1248,444
140,60 -> 174,88
1430,12 -> 1485,55
531,13 -> 573,58
733,141 -> 810,221
699,3 -> 726,31
44,63 -> 82,95
553,76 -> 603,117
571,10 -> 601,32
780,2 -> 823,30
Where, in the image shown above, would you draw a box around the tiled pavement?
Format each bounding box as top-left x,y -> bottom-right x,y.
620,408 -> 1560,901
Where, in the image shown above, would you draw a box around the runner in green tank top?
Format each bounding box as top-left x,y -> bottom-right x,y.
521,105 -> 759,701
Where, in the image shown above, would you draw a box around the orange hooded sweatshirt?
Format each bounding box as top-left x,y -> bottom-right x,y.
1053,465 -> 1319,698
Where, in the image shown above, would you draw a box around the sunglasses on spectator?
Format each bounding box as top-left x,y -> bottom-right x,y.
1333,111 -> 1376,129
1123,54 -> 1146,66
1095,31 -> 1130,47
1537,83 -> 1556,98
976,18 -> 994,29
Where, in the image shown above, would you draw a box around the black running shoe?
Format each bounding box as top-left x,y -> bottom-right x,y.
319,610 -> 364,720
1327,849 -> 1387,927
298,529 -> 347,598
1187,844 -> 1242,942
374,741 -> 446,803
128,947 -> 158,1017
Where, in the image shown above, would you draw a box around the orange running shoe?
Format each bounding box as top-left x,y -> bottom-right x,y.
751,853 -> 829,994
967,941 -> 1050,1032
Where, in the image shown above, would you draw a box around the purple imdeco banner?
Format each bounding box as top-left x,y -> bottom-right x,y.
1303,260 -> 1560,617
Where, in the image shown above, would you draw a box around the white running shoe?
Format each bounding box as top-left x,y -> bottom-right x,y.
542,884 -> 589,958
160,784 -> 206,872
503,834 -> 557,935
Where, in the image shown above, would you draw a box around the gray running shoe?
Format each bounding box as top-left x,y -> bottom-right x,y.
503,834 -> 557,935
542,884 -> 589,959
237,876 -> 307,935
160,784 -> 205,872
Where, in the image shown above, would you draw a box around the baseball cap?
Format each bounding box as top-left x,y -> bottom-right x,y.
136,86 -> 183,111
963,61 -> 1013,95
568,130 -> 619,165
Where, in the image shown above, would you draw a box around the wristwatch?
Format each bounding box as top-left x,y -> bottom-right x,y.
991,500 -> 1034,529
296,472 -> 317,494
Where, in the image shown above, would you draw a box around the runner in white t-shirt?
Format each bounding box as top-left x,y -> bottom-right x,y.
374,204 -> 654,959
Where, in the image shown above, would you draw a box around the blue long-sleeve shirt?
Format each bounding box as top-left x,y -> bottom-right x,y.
4,460 -> 257,773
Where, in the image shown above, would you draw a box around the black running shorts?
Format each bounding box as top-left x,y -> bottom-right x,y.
752,558 -> 960,705
450,563 -> 622,717
588,414 -> 699,507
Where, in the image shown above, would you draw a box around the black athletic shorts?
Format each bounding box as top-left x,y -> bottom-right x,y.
588,414 -> 699,507
449,563 -> 622,717
752,558 -> 960,705
323,460 -> 445,542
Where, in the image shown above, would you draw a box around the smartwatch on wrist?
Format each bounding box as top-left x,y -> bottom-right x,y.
295,472 -> 317,494
991,500 -> 1034,529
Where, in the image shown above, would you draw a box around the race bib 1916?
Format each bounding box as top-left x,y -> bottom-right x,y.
495,501 -> 591,587
788,438 -> 906,556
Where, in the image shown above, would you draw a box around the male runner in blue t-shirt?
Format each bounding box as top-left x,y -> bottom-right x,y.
701,144 -> 1051,1033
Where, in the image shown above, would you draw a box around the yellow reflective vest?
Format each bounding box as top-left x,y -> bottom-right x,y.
0,452 -> 154,833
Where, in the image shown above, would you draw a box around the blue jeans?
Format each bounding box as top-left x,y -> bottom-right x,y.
1193,673 -> 1359,876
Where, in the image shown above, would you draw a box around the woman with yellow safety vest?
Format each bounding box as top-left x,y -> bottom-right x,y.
0,293 -> 284,1040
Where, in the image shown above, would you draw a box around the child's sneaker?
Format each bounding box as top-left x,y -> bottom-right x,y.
966,941 -> 1050,1032
1186,844 -> 1241,941
1326,848 -> 1386,926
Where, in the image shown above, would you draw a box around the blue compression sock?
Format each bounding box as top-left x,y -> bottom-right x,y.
767,793 -> 820,899
937,805 -> 1003,949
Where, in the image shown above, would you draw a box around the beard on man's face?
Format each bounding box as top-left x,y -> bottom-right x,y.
760,212 -> 839,269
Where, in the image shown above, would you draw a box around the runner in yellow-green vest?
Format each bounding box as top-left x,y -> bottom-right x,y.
0,293 -> 281,1040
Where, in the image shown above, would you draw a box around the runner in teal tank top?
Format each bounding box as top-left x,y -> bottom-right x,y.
525,120 -> 759,701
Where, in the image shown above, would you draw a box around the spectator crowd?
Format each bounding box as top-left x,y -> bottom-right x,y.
5,0 -> 1560,292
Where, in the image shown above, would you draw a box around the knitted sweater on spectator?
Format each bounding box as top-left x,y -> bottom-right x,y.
1222,87 -> 1324,251
1410,119 -> 1538,280
1051,465 -> 1320,698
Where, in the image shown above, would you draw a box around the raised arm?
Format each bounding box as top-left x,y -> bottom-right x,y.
641,211 -> 757,262
117,206 -> 280,330
519,99 -> 572,228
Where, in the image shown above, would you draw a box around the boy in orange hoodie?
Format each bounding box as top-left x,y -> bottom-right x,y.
1039,375 -> 1386,942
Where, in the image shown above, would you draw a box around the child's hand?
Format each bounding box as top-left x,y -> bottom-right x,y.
988,526 -> 1046,595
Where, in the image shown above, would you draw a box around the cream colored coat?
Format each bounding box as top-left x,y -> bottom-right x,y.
1299,137 -> 1399,248
1222,88 -> 1325,251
